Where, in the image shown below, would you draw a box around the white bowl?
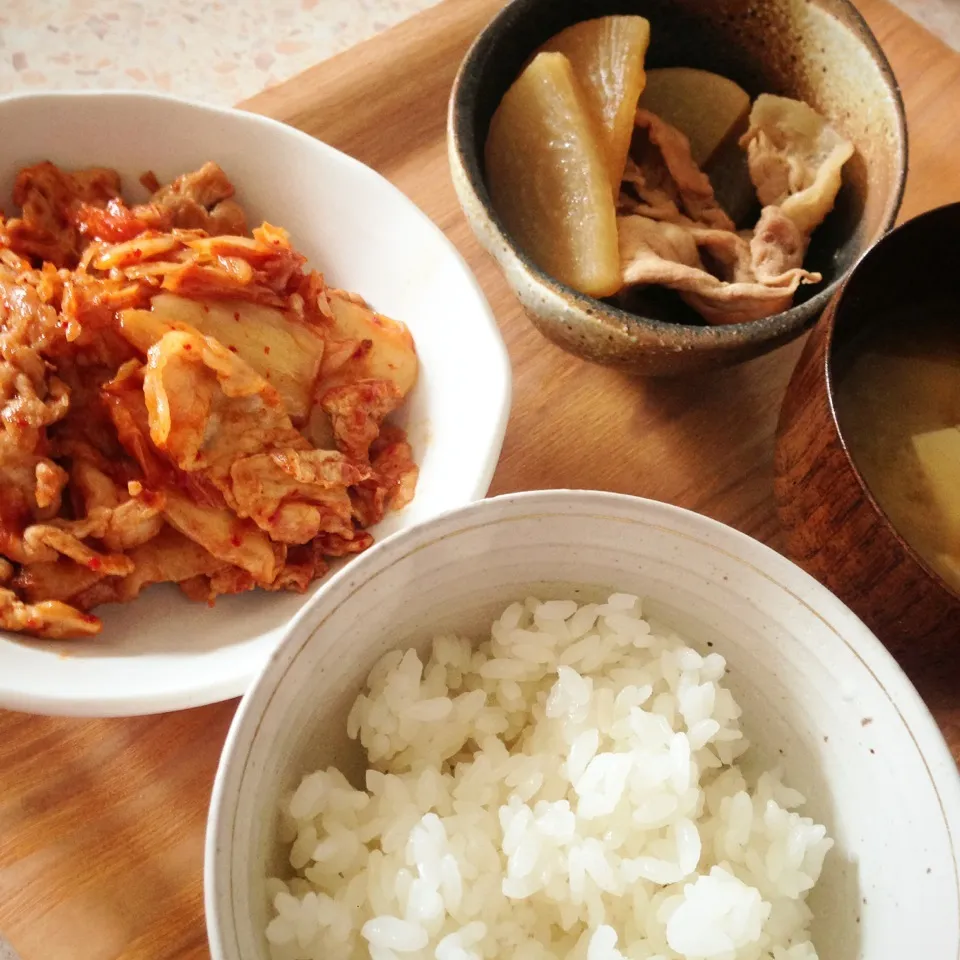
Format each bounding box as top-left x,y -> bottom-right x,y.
206,490 -> 960,960
0,91 -> 510,717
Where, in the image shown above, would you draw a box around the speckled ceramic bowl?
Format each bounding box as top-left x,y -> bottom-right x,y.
206,491 -> 960,959
448,0 -> 907,376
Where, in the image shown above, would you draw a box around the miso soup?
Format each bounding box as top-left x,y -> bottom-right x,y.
834,301 -> 960,596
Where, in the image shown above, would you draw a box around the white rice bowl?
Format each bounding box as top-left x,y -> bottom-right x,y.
205,492 -> 960,960
265,594 -> 831,960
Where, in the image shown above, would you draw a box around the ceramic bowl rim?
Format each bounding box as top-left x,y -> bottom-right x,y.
447,0 -> 908,348
204,488 -> 960,960
0,88 -> 513,716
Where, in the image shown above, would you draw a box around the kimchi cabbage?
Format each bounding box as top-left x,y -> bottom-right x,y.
0,161 -> 418,639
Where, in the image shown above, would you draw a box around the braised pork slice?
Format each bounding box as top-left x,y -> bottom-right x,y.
740,94 -> 854,236
619,212 -> 820,325
620,109 -> 735,231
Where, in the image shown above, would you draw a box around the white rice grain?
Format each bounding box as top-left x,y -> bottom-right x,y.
267,594 -> 832,960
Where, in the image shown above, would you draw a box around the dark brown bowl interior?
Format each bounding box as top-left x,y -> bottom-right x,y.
776,203 -> 960,653
451,0 -> 907,372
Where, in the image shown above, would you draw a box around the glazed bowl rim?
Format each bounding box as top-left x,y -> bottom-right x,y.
448,0 -> 908,347
204,488 -> 960,960
0,88 -> 512,716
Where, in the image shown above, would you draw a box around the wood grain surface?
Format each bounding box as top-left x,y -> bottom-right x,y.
2,1 -> 959,957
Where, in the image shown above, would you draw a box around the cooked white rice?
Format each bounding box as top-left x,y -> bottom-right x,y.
266,594 -> 832,960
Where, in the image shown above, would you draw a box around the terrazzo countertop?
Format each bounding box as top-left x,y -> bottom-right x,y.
1,0 -> 958,104
0,0 -> 438,103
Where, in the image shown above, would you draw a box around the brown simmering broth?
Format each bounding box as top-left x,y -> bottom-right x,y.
835,300 -> 960,596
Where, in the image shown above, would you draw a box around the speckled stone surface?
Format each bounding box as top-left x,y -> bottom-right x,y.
0,933 -> 21,960
0,0 -> 956,104
0,0 -> 440,103
889,0 -> 960,48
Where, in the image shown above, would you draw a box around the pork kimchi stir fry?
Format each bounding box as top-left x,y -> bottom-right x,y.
0,161 -> 419,639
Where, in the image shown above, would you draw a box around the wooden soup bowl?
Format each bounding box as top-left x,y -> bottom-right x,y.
775,203 -> 960,655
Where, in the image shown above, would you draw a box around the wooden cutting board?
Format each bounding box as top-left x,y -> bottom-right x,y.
2,1 -> 959,957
